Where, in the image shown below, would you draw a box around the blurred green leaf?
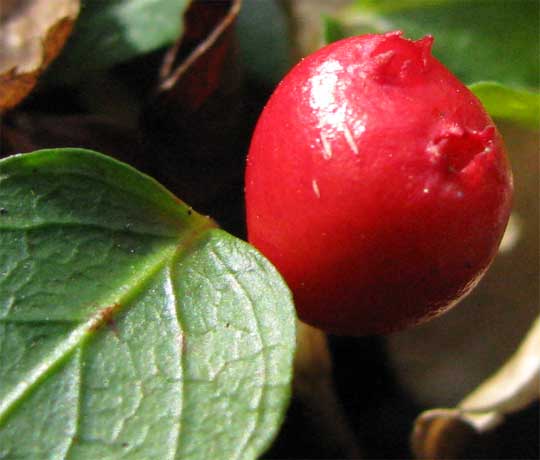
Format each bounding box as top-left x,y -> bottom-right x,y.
469,82 -> 539,130
353,0 -> 456,14
324,0 -> 539,128
323,14 -> 346,46
237,0 -> 293,85
0,148 -> 295,460
52,0 -> 189,80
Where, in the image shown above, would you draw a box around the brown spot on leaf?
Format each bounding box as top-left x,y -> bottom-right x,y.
89,303 -> 120,335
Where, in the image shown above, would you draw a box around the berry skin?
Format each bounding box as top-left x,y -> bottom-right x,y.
245,31 -> 513,336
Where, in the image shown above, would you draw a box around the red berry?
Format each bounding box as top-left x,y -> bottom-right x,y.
245,32 -> 513,335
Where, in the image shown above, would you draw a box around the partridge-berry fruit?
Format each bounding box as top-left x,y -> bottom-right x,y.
245,32 -> 513,335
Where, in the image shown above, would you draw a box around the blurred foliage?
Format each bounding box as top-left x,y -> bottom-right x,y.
468,82 -> 539,129
324,0 -> 539,129
49,0 -> 189,82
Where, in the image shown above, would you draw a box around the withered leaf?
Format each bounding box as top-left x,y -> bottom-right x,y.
412,316 -> 540,459
144,0 -> 248,233
0,0 -> 79,111
157,0 -> 241,110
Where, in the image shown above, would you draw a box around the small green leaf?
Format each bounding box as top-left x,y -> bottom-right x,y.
0,148 -> 295,460
469,82 -> 540,130
53,0 -> 189,80
322,15 -> 346,47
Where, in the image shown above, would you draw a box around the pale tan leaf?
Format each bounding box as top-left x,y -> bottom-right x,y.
412,316 -> 540,459
0,0 -> 80,110
412,410 -> 477,460
459,316 -> 540,416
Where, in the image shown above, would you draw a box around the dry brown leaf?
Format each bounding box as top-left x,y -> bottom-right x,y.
0,0 -> 80,111
157,0 -> 241,110
143,0 -> 247,232
412,316 -> 540,459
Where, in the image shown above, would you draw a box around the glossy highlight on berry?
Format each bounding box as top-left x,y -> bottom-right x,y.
245,31 -> 513,336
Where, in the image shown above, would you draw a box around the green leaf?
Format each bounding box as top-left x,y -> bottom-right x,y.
237,0 -> 293,85
469,82 -> 540,130
323,15 -> 347,47
52,0 -> 189,80
324,0 -> 539,129
327,0 -> 539,88
0,148 -> 295,460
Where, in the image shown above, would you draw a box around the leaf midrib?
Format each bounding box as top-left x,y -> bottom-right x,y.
0,219 -> 216,427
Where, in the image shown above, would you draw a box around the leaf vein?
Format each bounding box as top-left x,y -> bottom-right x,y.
0,245 -> 177,426
210,247 -> 268,460
165,264 -> 184,460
